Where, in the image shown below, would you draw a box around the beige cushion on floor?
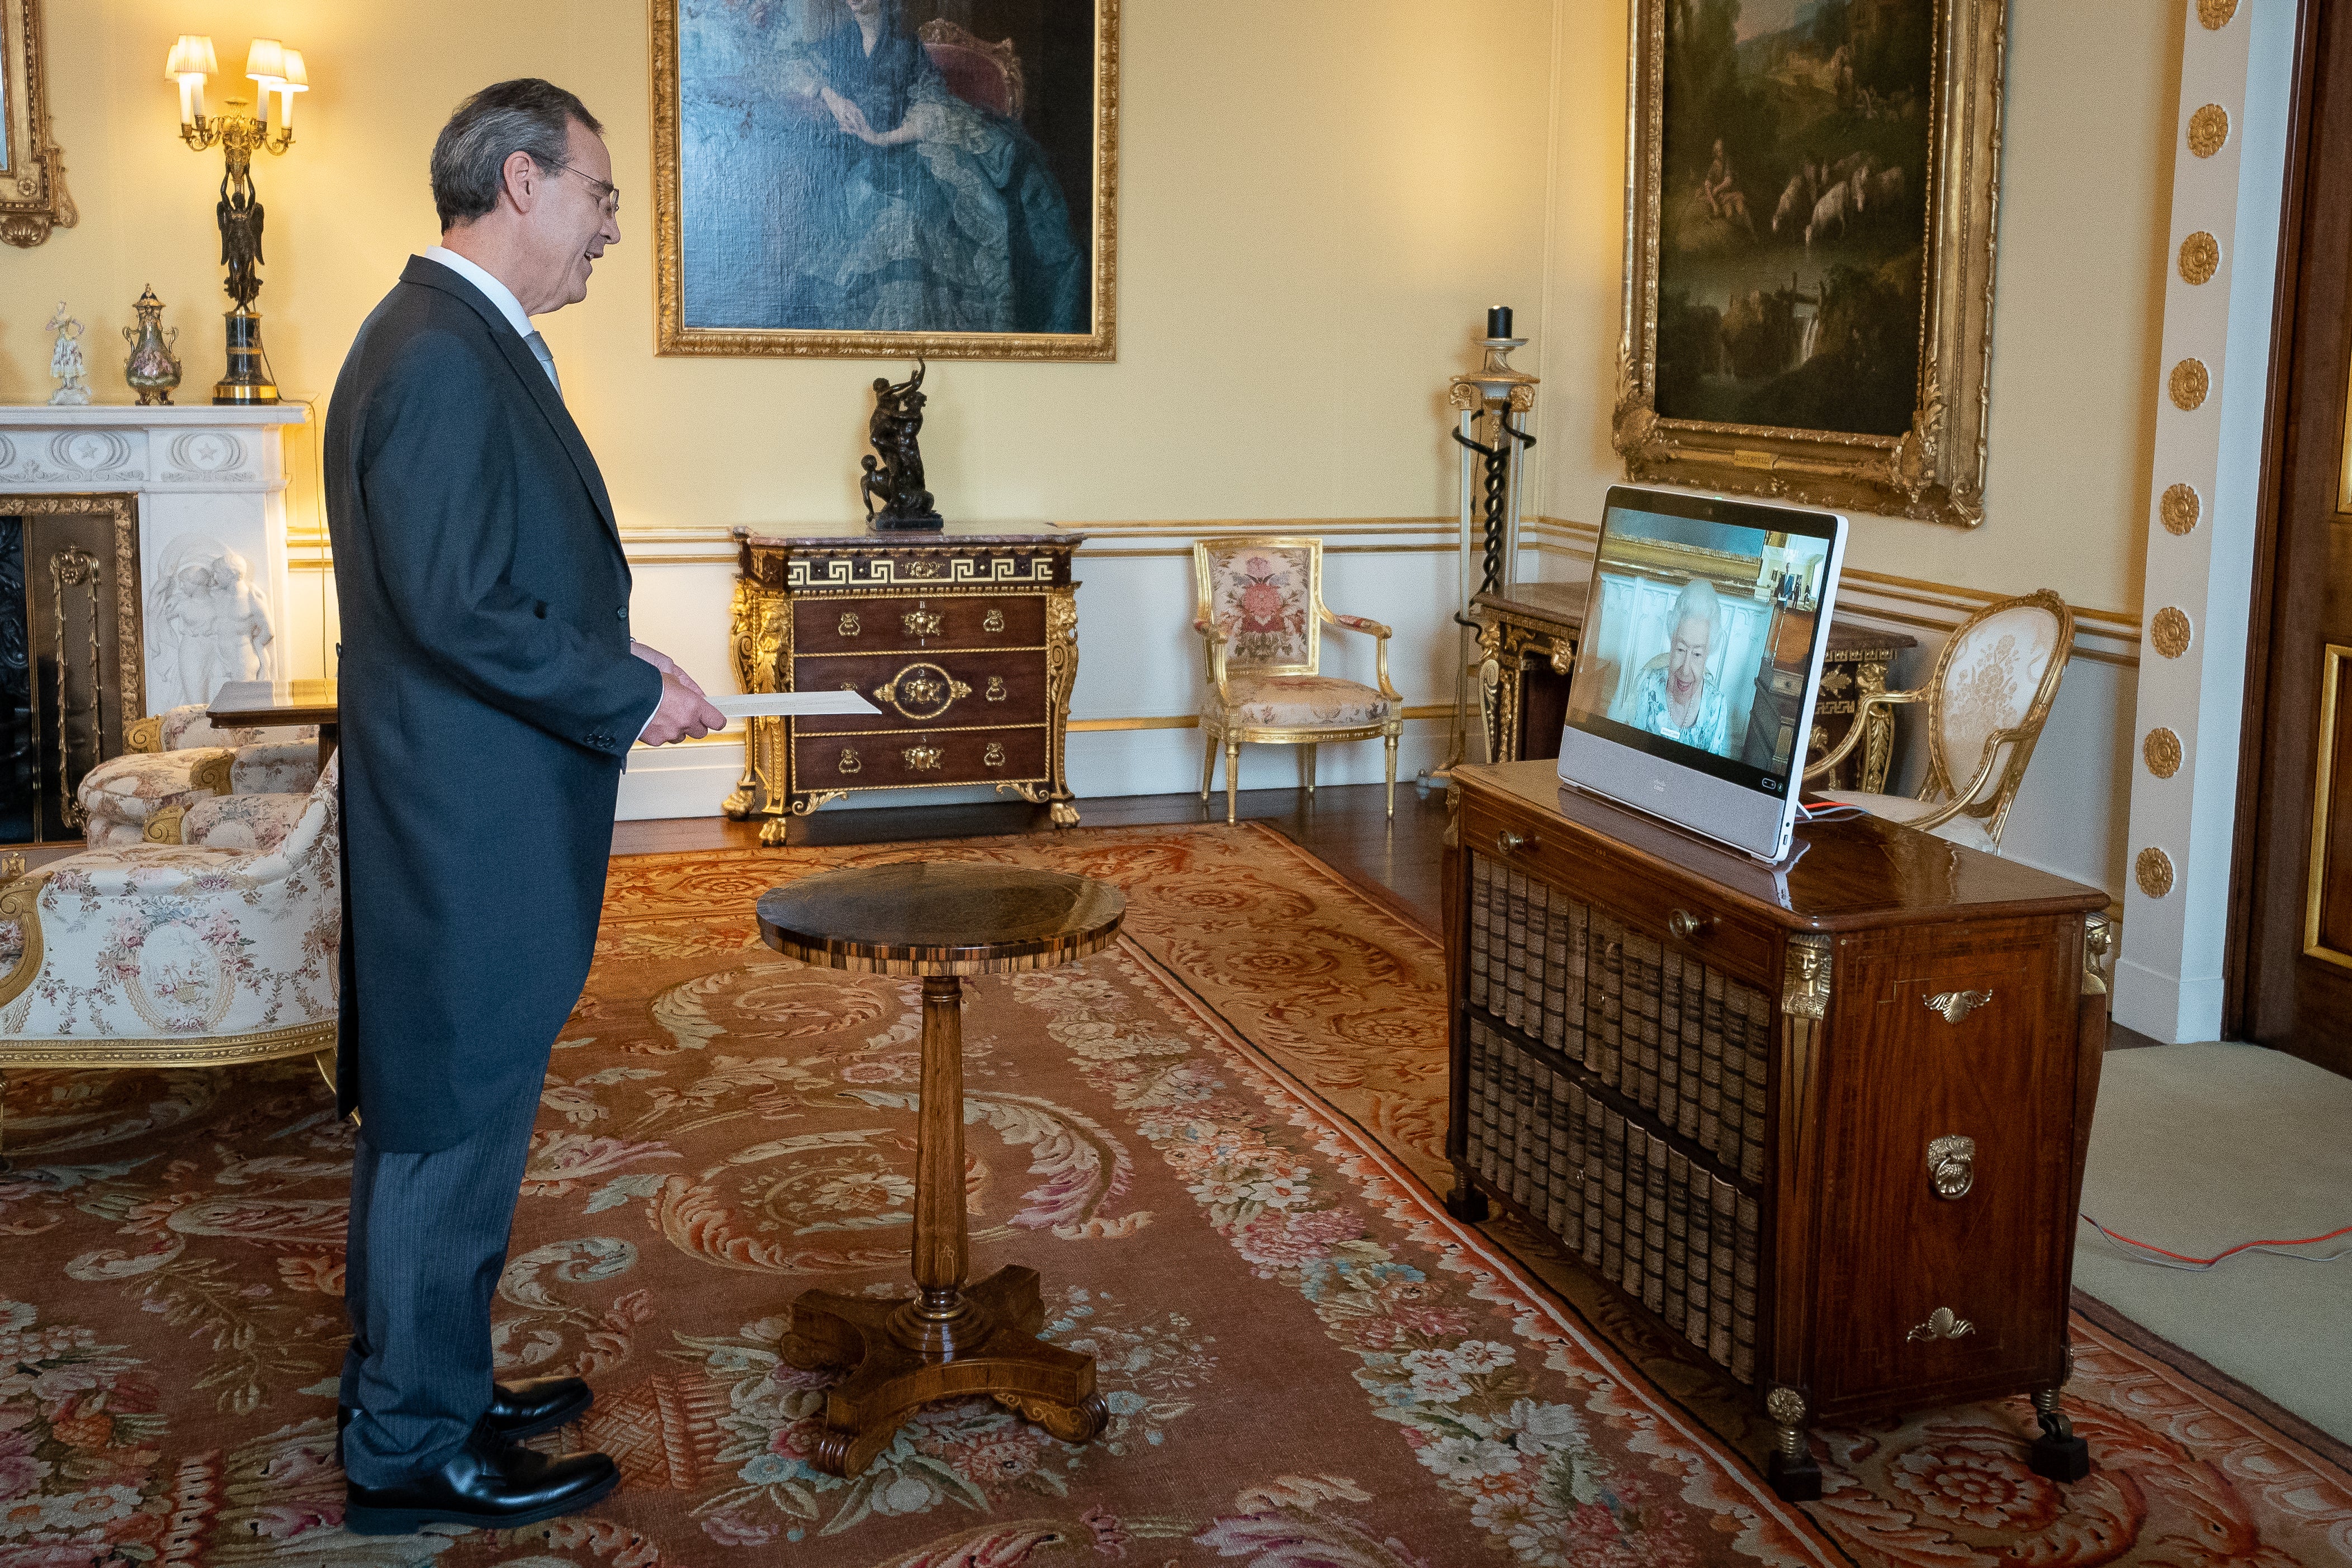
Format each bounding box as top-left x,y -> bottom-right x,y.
1219,674 -> 1395,730
1819,789 -> 2001,854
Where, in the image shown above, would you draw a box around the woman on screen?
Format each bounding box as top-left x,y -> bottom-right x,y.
1626,579 -> 1730,755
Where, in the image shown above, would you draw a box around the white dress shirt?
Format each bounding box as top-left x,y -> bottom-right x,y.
418,246 -> 657,743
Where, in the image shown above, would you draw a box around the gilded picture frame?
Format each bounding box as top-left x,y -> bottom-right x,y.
1612,0 -> 2006,527
651,0 -> 1118,362
0,0 -> 76,248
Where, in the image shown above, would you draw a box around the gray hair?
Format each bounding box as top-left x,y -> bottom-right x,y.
430,79 -> 604,230
1671,577 -> 1719,641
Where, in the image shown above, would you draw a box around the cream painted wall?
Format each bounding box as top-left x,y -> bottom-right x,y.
1534,2 -> 2185,618
8,0 -> 1555,541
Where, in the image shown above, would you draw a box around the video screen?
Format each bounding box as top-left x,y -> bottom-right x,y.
1562,502 -> 1835,798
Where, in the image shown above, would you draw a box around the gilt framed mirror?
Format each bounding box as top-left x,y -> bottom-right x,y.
0,0 -> 74,247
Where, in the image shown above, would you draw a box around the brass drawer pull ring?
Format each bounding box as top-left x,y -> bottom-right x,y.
838,612 -> 861,637
1496,828 -> 1532,855
1927,1135 -> 1975,1200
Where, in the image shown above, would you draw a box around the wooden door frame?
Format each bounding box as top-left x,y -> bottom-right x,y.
2225,0 -> 2330,1039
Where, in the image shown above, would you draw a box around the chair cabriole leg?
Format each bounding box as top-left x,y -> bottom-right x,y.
1199,731 -> 1217,802
1225,737 -> 1241,825
1384,731 -> 1398,819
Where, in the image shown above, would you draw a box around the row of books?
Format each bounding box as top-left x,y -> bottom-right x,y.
1466,1016 -> 1762,1384
1468,851 -> 1771,1186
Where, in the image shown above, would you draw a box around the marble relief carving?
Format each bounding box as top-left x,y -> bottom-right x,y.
145,534 -> 277,708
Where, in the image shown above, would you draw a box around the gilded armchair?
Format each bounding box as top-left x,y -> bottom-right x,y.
0,752 -> 342,1167
1194,538 -> 1405,823
1804,589 -> 2074,852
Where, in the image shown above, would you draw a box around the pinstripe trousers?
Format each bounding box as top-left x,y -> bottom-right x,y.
339,1076 -> 545,1488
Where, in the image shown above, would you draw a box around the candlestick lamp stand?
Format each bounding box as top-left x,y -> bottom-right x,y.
1420,309 -> 1538,797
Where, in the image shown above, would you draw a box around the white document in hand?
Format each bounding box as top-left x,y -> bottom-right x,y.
708,691 -> 879,719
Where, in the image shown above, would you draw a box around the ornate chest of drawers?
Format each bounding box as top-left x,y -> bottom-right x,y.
723,524 -> 1084,842
1444,761 -> 2112,1500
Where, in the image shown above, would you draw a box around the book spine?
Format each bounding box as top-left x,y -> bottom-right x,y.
1580,1091 -> 1605,1268
1554,1078 -> 1584,1254
1503,868 -> 1528,1032
1658,951 -> 1685,1135
1541,894 -> 1570,1052
1600,1111 -> 1626,1283
1715,971 -> 1745,1172
1598,918 -> 1625,1092
1664,1149 -> 1691,1336
1677,958 -> 1705,1141
1512,1043 -> 1540,1212
1709,1178 -> 1736,1370
1642,1134 -> 1668,1314
1740,991 -> 1770,1186
1619,1119 -> 1648,1299
1524,879 -> 1551,1046
1700,969 -> 1726,1165
1630,934 -> 1663,1116
1732,1192 -> 1761,1385
1683,1167 -> 1714,1356
1568,902 -> 1593,1073
1469,854 -> 1492,1012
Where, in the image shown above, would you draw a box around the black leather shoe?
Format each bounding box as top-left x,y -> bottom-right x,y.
343,1424 -> 618,1536
485,1376 -> 595,1439
338,1376 -> 593,1447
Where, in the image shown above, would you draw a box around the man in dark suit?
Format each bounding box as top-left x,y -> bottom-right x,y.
324,78 -> 725,1536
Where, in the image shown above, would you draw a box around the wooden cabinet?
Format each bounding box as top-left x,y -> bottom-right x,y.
725,524 -> 1085,842
1444,760 -> 2112,1499
1470,582 -> 1917,793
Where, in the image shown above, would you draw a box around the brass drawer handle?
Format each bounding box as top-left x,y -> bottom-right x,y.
838,612 -> 860,637
982,608 -> 1005,633
1925,989 -> 1992,1024
903,743 -> 944,772
1905,1306 -> 1975,1343
1668,908 -> 1711,941
837,747 -> 862,775
903,608 -> 942,638
1928,1135 -> 1975,1200
985,676 -> 1007,702
983,741 -> 1006,768
1496,828 -> 1534,855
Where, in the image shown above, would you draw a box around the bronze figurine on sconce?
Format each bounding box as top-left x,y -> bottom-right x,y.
163,35 -> 310,405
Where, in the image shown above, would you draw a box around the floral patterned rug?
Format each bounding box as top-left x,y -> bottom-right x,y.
2,823 -> 2346,1568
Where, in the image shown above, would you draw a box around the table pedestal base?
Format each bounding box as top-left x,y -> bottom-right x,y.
782,1263 -> 1106,1478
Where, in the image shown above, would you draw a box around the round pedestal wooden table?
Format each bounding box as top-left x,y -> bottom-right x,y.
755,862 -> 1127,1477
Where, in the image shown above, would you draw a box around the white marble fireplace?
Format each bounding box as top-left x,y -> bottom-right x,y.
0,404 -> 310,714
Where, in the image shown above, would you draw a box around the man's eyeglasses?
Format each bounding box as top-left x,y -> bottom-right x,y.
546,159 -> 621,217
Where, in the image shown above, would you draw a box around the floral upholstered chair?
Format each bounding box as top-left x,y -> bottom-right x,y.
77,703 -> 320,849
0,753 -> 342,1165
1804,590 -> 2074,853
1194,537 -> 1404,823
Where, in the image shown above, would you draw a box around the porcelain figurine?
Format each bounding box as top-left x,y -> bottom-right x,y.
45,302 -> 91,406
121,286 -> 183,406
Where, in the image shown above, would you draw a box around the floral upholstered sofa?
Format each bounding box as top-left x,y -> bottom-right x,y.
75,703 -> 320,850
0,754 -> 340,1157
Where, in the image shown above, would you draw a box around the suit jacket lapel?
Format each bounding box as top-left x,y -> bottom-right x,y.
399,257 -> 622,549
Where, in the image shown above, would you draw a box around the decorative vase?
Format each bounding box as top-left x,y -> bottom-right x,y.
121,285 -> 183,406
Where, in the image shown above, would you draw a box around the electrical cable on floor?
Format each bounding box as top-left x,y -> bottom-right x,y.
2080,1214 -> 2352,1271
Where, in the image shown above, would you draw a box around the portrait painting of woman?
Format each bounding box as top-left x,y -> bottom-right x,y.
658,0 -> 1116,358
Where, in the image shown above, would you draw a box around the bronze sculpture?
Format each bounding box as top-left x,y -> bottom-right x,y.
860,360 -> 943,530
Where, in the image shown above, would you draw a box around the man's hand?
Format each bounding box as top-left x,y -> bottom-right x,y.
632,643 -> 723,747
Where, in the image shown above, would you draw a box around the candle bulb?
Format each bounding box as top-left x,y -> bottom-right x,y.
177,77 -> 196,127
1487,305 -> 1513,340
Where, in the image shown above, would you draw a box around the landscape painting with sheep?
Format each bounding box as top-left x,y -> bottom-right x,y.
1652,0 -> 1933,438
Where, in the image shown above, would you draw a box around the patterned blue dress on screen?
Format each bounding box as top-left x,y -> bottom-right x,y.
1626,662 -> 1731,756
680,0 -> 1086,334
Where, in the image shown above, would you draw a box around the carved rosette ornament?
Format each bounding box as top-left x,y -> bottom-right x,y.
2178,232 -> 2220,286
2169,358 -> 2210,411
1763,1386 -> 1807,1427
2135,846 -> 2176,899
2188,104 -> 2231,158
2151,607 -> 2193,659
2199,0 -> 2238,24
2142,727 -> 2183,778
2160,483 -> 2200,536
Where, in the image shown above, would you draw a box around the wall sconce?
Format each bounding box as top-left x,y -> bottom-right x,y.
164,34 -> 313,405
